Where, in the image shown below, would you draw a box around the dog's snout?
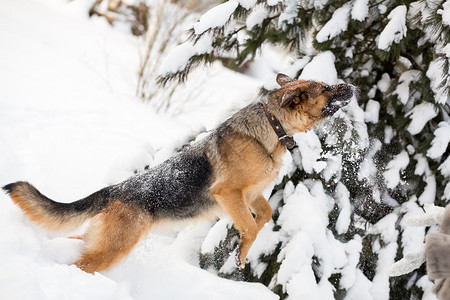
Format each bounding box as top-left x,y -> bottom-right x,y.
322,83 -> 354,116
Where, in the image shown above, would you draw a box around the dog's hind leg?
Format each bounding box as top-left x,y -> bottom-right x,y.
248,194 -> 272,232
73,201 -> 152,273
213,187 -> 257,269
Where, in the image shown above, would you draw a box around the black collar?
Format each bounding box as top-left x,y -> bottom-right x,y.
262,103 -> 296,150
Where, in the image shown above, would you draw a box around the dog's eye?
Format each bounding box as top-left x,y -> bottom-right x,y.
289,96 -> 300,105
321,86 -> 331,94
300,93 -> 308,101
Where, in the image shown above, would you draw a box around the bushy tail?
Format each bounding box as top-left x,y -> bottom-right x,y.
3,181 -> 110,231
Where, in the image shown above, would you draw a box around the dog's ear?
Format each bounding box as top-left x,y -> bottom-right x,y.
280,81 -> 310,107
276,73 -> 294,86
280,89 -> 299,107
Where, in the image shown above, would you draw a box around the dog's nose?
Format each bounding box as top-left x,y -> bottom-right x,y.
322,84 -> 354,116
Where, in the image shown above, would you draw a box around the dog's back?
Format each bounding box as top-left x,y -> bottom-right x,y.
110,141 -> 216,221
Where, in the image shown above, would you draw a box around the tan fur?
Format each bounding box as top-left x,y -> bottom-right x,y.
74,201 -> 152,273
9,187 -> 89,231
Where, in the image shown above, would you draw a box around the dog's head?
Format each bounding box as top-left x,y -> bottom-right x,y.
272,73 -> 354,132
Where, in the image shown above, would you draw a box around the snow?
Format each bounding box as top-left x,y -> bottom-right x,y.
377,73 -> 391,92
0,0 -> 277,299
439,156 -> 450,177
159,34 -> 213,75
274,179 -> 364,298
316,3 -> 351,43
439,1 -> 450,26
345,269 -> 374,300
340,236 -> 363,289
416,276 -> 439,300
358,139 -> 382,186
200,218 -> 232,254
427,121 -> 450,159
418,174 -> 437,205
389,245 -> 426,277
322,153 -> 342,182
294,131 -> 327,174
384,125 -> 394,143
371,213 -> 398,244
427,57 -> 450,105
377,5 -> 407,50
246,4 -> 268,29
299,51 -> 338,84
236,0 -> 257,10
444,182 -> 450,200
364,99 -> 380,123
394,70 -> 421,105
335,182 -> 352,234
404,204 -> 446,227
278,0 -> 298,26
370,242 -> 397,300
383,150 -> 410,189
193,1 -> 238,35
351,0 -> 369,21
406,102 -> 439,135
247,220 -> 281,277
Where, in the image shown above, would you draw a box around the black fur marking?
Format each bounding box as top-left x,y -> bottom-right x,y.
110,144 -> 214,220
2,183 -> 15,194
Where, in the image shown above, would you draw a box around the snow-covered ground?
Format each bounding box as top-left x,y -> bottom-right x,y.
0,0 -> 277,299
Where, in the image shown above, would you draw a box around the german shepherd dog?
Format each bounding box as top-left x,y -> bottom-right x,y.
3,74 -> 354,273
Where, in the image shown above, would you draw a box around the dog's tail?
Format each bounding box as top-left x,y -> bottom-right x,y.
3,181 -> 110,231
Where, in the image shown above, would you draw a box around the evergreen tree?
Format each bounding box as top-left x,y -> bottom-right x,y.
159,0 -> 450,298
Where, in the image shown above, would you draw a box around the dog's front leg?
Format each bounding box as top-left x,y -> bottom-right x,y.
213,186 -> 258,269
248,194 -> 272,232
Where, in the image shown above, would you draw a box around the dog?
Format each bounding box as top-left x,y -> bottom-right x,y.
3,73 -> 354,273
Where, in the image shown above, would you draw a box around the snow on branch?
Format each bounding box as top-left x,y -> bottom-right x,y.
427,122 -> 450,160
390,204 -> 446,277
439,1 -> 450,27
193,1 -> 238,35
390,246 -> 426,277
351,0 -> 369,22
157,1 -> 242,85
383,150 -> 409,189
316,3 -> 351,43
406,102 -> 438,135
377,5 -> 407,51
158,35 -> 213,85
